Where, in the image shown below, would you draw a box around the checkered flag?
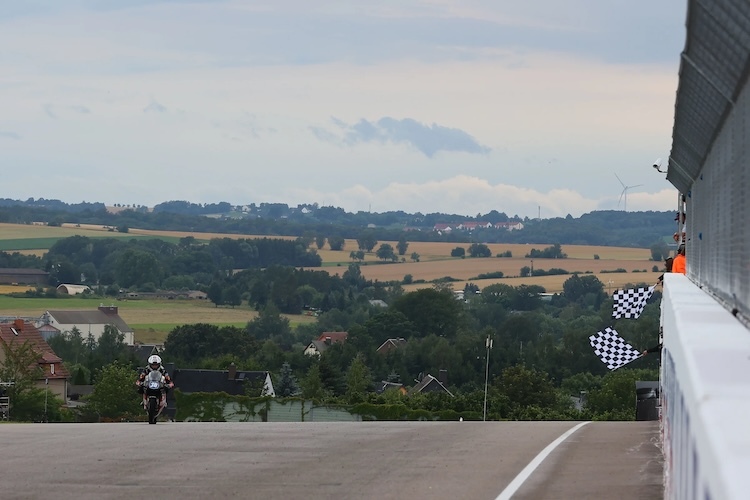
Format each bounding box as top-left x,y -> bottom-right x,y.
589,327 -> 642,370
612,285 -> 656,319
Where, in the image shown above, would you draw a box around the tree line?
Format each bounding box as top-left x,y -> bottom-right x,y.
0,199 -> 676,247
2,266 -> 663,422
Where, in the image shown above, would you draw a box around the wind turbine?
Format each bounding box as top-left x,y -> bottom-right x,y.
615,173 -> 643,212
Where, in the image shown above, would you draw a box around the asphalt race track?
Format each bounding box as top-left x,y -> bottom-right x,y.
0,421 -> 662,499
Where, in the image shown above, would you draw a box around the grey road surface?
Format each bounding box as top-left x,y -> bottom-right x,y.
0,420 -> 661,500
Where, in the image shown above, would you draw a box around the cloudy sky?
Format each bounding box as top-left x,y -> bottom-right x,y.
1,0 -> 687,218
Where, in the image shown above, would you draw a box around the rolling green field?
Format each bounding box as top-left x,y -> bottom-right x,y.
0,296 -> 316,344
0,222 -> 188,252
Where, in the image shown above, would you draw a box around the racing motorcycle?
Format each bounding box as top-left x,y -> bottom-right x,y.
141,370 -> 167,424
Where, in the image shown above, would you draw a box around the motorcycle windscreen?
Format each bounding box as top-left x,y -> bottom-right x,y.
146,370 -> 163,390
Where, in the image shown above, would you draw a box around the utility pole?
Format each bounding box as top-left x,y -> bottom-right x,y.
483,335 -> 493,422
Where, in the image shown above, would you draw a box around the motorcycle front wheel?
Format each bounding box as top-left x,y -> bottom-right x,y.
148,397 -> 158,424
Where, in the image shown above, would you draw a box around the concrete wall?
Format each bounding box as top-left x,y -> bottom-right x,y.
661,273 -> 750,499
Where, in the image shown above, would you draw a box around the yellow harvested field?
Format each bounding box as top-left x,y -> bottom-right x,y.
401,273 -> 662,294
1,221 -> 662,295
331,257 -> 652,281
13,249 -> 47,257
320,241 -> 649,263
309,241 -> 661,294
0,285 -> 36,294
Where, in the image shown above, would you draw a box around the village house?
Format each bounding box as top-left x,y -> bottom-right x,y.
304,331 -> 349,357
433,221 -> 525,232
494,221 -> 525,231
376,338 -> 407,355
36,305 -> 135,345
457,221 -> 493,231
163,363 -> 275,420
0,319 -> 70,401
409,371 -> 453,397
374,381 -> 407,395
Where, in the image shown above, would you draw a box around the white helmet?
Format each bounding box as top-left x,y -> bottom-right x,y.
148,355 -> 162,369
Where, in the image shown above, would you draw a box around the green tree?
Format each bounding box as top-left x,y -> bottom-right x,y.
48,256 -> 79,285
410,252 -> 420,262
496,365 -> 557,411
451,247 -> 465,258
246,302 -> 292,345
300,363 -> 327,401
115,249 -> 163,288
375,243 -> 397,262
0,339 -> 44,420
222,285 -> 242,308
587,368 -> 658,420
163,324 -> 259,365
560,372 -> 601,397
318,355 -> 346,396
276,362 -> 300,397
95,324 -> 128,366
392,288 -> 465,339
349,250 -> 365,262
396,236 -> 409,256
562,274 -> 605,307
47,326 -> 87,365
85,362 -> 141,420
649,240 -> 670,262
328,236 -> 345,251
364,310 -> 417,345
345,355 -> 372,403
468,243 -> 492,258
207,281 -> 224,307
356,231 -> 378,252
70,363 -> 91,385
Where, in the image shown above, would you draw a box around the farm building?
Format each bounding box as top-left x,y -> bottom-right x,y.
36,305 -> 135,345
0,268 -> 49,285
56,284 -> 92,295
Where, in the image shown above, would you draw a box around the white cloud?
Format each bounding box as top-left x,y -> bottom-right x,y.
0,131 -> 21,140
143,99 -> 168,113
0,0 -> 687,218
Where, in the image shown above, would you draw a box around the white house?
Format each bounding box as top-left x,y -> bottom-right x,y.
494,222 -> 525,231
37,305 -> 135,345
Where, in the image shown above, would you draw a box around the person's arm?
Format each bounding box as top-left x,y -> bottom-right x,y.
642,344 -> 662,355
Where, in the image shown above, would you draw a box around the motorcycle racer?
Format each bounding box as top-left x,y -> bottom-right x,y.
136,355 -> 174,408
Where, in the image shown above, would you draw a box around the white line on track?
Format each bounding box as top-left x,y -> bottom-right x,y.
495,421 -> 591,500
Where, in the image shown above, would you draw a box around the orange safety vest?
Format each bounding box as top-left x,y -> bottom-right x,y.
672,253 -> 686,274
